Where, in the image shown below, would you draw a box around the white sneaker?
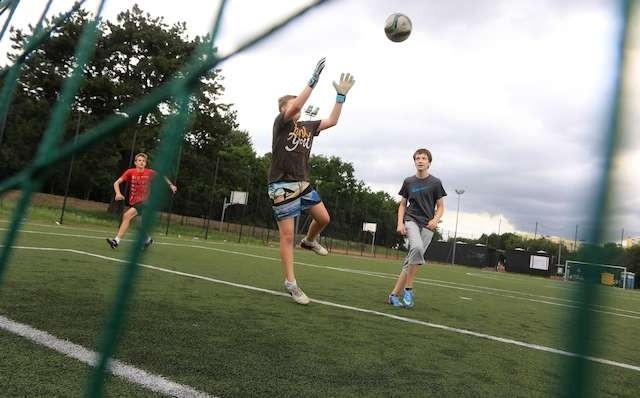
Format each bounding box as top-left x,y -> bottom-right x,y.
300,238 -> 328,256
284,283 -> 310,305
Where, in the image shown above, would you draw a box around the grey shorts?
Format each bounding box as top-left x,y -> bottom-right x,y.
403,220 -> 434,270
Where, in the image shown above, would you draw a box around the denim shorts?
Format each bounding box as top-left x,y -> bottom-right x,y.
268,181 -> 321,221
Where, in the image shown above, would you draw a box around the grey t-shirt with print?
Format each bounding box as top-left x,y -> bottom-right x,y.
268,113 -> 321,183
398,175 -> 447,227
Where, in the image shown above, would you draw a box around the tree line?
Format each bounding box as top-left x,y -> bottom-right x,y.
0,5 -> 407,248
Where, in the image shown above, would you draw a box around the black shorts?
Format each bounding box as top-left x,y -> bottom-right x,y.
132,202 -> 147,214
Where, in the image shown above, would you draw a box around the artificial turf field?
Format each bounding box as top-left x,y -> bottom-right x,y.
1,217 -> 639,397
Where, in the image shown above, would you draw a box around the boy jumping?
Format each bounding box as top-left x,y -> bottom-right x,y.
268,57 -> 355,304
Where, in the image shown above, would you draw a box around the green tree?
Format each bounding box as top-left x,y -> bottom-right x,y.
2,5 -> 238,215
622,244 -> 640,275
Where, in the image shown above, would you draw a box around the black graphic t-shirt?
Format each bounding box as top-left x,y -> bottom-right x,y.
268,113 -> 321,183
398,175 -> 447,227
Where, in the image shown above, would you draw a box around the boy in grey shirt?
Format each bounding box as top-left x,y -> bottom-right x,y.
388,148 -> 446,308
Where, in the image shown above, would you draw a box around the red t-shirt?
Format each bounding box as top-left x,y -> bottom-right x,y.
119,168 -> 156,205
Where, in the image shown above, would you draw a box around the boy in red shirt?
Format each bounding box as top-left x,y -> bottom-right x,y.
106,153 -> 177,249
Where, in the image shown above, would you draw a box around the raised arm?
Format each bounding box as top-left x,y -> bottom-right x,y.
283,57 -> 326,121
319,73 -> 355,131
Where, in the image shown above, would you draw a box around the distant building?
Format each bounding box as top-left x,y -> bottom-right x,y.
517,232 -> 581,250
622,236 -> 640,248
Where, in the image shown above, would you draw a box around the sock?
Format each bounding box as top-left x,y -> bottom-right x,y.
285,280 -> 297,289
390,293 -> 398,297
405,288 -> 413,291
114,237 -> 120,243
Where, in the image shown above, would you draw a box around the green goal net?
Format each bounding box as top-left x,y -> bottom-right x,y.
0,0 -> 331,396
0,0 -> 637,397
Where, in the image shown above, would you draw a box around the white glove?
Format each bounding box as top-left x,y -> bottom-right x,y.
332,73 -> 355,103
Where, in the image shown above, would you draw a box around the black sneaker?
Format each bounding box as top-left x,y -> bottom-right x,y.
106,238 -> 118,249
143,237 -> 154,250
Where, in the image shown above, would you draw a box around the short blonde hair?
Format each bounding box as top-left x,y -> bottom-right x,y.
278,95 -> 296,112
135,153 -> 148,161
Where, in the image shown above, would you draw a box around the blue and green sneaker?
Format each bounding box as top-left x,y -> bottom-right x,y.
402,289 -> 414,309
388,294 -> 403,308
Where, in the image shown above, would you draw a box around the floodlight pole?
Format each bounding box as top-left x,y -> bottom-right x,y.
59,112 -> 82,224
451,189 -> 465,265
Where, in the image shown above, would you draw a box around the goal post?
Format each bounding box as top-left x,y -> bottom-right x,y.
564,260 -> 628,289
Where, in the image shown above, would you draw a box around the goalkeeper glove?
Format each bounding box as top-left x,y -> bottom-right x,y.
308,57 -> 326,88
332,73 -> 355,103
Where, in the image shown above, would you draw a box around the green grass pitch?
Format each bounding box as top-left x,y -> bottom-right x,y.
1,215 -> 639,397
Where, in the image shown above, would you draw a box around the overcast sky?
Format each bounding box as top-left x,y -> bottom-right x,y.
2,0 -> 638,242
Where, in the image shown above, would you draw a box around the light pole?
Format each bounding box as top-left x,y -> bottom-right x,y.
451,189 -> 465,265
58,111 -> 82,225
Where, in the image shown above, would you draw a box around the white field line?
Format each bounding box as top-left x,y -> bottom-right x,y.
365,270 -> 640,318
151,240 -> 640,316
0,226 -> 228,245
4,227 -> 640,318
466,270 -> 630,294
0,314 -> 213,398
7,246 -> 640,375
464,272 -> 502,281
7,221 -> 640,300
5,220 -> 640,297
359,270 -> 640,320
155,241 -> 640,319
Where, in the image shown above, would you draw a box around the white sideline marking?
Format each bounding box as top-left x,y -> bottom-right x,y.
0,314 -> 213,398
460,297 -> 473,300
153,241 -> 640,318
359,269 -> 640,318
4,227 -> 640,318
8,246 -> 640,374
466,272 -> 501,281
